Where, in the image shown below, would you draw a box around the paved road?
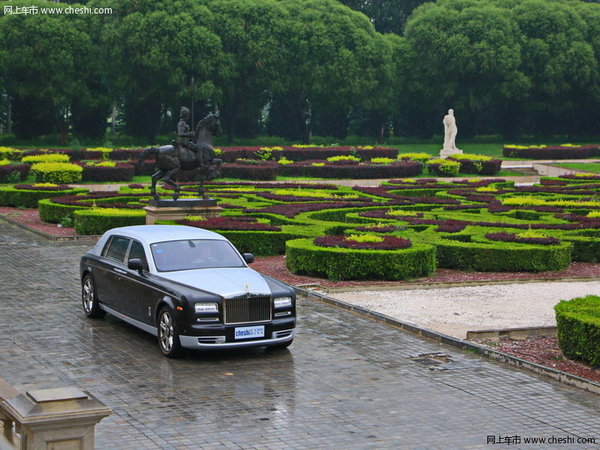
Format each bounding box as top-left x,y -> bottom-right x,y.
0,221 -> 599,449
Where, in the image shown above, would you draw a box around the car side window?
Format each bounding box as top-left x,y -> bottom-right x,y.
103,236 -> 131,264
128,240 -> 149,271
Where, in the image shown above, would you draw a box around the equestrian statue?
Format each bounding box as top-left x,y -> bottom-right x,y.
138,107 -> 222,200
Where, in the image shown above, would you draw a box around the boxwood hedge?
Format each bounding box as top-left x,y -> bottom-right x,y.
286,238 -> 436,281
555,296 -> 600,367
74,208 -> 146,235
0,186 -> 87,208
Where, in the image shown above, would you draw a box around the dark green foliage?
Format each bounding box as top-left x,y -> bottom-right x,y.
218,231 -> 306,256
38,198 -> 88,223
286,238 -> 436,281
435,239 -> 572,272
555,296 -> 600,367
562,236 -> 600,263
0,186 -> 87,208
74,209 -> 145,235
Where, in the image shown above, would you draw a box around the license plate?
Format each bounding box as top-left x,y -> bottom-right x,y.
234,325 -> 265,340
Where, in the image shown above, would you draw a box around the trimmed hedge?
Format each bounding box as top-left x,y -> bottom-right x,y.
503,145 -> 600,159
279,161 -> 423,178
30,162 -> 83,183
74,208 -> 146,235
218,231 -> 305,256
81,163 -> 135,182
286,238 -> 436,281
0,186 -> 87,208
38,198 -> 90,223
435,239 -> 572,272
221,163 -> 279,180
555,295 -> 600,367
0,164 -> 30,182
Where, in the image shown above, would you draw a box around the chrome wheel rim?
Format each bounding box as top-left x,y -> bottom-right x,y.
82,278 -> 94,313
159,312 -> 174,352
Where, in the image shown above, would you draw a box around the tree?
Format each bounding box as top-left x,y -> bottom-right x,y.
96,0 -> 230,142
204,0 -> 287,142
337,0 -> 434,35
0,1 -> 95,139
402,0 -> 529,137
268,0 -> 390,142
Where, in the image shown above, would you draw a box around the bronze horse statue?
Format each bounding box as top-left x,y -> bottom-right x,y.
138,113 -> 222,200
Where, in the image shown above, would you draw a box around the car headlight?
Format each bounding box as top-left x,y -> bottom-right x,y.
195,302 -> 219,314
273,297 -> 293,308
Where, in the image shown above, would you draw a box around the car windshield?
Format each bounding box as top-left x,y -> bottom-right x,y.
150,239 -> 245,272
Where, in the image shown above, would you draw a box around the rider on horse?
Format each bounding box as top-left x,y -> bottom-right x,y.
177,107 -> 204,165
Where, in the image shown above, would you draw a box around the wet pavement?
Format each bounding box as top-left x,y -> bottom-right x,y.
0,221 -> 598,449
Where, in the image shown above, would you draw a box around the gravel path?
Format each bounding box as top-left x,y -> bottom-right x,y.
330,280 -> 600,339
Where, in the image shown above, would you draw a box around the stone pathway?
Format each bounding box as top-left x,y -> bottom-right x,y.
0,222 -> 598,448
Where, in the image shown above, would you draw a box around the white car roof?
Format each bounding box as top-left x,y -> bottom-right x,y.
105,225 -> 227,244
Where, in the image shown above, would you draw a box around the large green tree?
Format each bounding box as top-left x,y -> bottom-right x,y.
337,0 -> 433,34
203,0 -> 287,142
96,0 -> 230,142
0,1 -> 95,139
268,0 -> 391,141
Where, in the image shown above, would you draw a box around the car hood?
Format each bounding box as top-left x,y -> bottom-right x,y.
157,267 -> 271,298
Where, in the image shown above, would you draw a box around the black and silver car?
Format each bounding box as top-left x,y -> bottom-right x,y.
80,225 -> 296,357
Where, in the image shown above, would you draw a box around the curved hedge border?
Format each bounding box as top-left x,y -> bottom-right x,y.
286,238 -> 436,281
74,208 -> 146,235
0,186 -> 88,208
555,295 -> 600,367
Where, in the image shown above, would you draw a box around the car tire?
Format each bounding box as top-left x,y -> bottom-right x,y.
158,307 -> 184,358
81,275 -> 105,318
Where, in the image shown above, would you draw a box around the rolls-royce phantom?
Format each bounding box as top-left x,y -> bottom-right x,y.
80,225 -> 296,357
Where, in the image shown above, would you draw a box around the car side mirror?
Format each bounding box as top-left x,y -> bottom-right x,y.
128,258 -> 145,274
242,253 -> 255,264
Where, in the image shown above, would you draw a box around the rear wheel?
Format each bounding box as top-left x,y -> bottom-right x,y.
81,275 -> 105,318
158,308 -> 183,358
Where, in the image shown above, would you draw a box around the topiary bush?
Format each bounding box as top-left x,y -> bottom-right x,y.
286,238 -> 436,281
22,153 -> 70,164
80,162 -> 135,182
0,185 -> 88,208
30,162 -> 83,183
74,208 -> 146,235
555,295 -> 600,367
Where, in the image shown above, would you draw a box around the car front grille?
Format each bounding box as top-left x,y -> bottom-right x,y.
224,296 -> 271,324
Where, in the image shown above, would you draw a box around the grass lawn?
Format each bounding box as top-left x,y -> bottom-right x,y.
555,163 -> 600,173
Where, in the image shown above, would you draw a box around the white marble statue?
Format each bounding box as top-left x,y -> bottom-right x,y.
440,108 -> 462,158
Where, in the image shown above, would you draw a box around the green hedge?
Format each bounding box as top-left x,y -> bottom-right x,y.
555,296 -> 600,367
216,231 -> 305,256
435,239 -> 572,272
562,236 -> 600,263
38,198 -> 89,223
74,208 -> 146,235
30,162 -> 83,183
0,186 -> 87,208
285,238 -> 436,281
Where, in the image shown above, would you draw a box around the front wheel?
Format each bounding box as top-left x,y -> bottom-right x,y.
81,275 -> 105,318
157,308 -> 183,358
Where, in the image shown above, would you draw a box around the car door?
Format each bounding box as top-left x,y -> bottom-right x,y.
120,239 -> 161,324
94,235 -> 132,313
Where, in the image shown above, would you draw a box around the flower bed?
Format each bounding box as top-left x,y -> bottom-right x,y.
0,184 -> 88,208
314,234 -> 412,250
485,232 -> 560,246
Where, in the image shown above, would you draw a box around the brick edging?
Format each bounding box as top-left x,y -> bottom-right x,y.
296,287 -> 600,395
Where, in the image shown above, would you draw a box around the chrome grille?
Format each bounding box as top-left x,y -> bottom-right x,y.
224,296 -> 271,324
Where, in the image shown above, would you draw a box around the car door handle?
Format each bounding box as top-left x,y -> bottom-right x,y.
113,268 -> 127,275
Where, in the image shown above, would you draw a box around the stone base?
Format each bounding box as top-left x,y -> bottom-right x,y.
144,199 -> 222,224
439,148 -> 463,159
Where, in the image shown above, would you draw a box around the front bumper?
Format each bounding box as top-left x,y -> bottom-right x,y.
179,328 -> 295,350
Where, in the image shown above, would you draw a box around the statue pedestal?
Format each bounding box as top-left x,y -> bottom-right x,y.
439,148 -> 463,159
144,198 -> 222,224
